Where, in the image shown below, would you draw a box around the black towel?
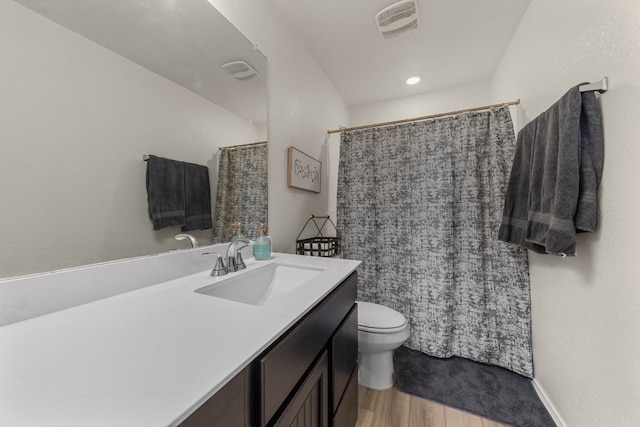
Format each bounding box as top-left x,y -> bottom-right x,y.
182,161 -> 213,231
146,155 -> 212,231
146,155 -> 186,230
498,85 -> 604,255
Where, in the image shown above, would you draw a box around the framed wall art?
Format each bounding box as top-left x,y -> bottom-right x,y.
287,147 -> 321,193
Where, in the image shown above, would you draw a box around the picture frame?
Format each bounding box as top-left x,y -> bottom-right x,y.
287,147 -> 321,193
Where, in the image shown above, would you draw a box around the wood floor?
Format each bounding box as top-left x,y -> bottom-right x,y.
356,386 -> 508,427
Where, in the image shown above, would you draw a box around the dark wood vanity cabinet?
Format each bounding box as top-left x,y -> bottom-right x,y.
179,366 -> 251,427
180,271 -> 358,427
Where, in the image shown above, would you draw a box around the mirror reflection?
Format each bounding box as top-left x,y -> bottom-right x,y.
1,0 -> 267,279
213,141 -> 268,243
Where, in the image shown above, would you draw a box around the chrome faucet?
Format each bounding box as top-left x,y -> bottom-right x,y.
175,233 -> 199,248
226,238 -> 253,273
202,238 -> 253,277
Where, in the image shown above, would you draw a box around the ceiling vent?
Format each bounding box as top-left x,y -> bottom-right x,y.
222,61 -> 261,81
375,0 -> 419,39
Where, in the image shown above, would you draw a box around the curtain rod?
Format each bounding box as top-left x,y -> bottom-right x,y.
218,141 -> 267,150
327,77 -> 608,135
327,99 -> 520,134
142,141 -> 268,160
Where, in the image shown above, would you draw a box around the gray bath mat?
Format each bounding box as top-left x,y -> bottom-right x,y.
393,346 -> 556,427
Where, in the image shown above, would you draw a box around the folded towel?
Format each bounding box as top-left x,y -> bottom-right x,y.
498,85 -> 604,255
575,91 -> 604,232
146,155 -> 212,231
146,155 -> 186,230
182,161 -> 212,231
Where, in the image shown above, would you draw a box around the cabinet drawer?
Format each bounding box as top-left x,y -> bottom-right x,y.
331,304 -> 358,413
259,272 -> 357,426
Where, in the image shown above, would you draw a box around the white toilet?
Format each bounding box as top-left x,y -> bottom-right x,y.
357,301 -> 410,390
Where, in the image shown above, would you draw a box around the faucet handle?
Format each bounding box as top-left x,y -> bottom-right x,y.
234,251 -> 246,271
202,252 -> 228,277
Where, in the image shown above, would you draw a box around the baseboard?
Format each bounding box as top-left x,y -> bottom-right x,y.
531,378 -> 567,427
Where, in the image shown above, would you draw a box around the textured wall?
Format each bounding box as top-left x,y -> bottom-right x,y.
491,1 -> 640,425
208,1 -> 349,254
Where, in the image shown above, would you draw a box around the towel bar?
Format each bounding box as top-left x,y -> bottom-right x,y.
579,77 -> 608,93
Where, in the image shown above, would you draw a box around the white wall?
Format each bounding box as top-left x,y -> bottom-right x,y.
491,1 -> 640,425
209,1 -> 349,254
0,2 -> 263,278
349,80 -> 492,127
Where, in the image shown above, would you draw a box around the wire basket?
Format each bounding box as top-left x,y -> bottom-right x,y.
296,214 -> 342,257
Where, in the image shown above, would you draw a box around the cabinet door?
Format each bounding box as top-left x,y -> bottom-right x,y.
274,351 -> 329,427
333,368 -> 358,427
331,304 -> 358,413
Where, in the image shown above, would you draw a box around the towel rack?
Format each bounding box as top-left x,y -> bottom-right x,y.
579,77 -> 608,93
143,154 -> 150,161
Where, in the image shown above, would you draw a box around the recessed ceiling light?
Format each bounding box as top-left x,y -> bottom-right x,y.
406,76 -> 421,85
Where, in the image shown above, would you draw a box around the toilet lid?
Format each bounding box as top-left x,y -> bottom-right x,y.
357,301 -> 407,332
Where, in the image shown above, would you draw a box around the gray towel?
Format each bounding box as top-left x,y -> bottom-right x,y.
498,85 -> 604,255
146,155 -> 212,231
182,161 -> 213,231
146,155 -> 186,230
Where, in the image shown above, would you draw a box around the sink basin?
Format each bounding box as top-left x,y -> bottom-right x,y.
194,262 -> 325,305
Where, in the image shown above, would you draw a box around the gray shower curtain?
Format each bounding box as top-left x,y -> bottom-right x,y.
337,106 -> 533,377
212,143 -> 267,242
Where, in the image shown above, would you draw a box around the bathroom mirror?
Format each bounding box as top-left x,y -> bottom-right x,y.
0,0 -> 267,279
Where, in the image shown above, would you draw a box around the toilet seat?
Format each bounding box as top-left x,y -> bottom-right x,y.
357,301 -> 408,333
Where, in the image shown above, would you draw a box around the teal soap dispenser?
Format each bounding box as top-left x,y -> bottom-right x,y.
253,223 -> 271,261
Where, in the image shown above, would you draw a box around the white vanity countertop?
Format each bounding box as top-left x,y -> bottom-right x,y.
0,253 -> 360,426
